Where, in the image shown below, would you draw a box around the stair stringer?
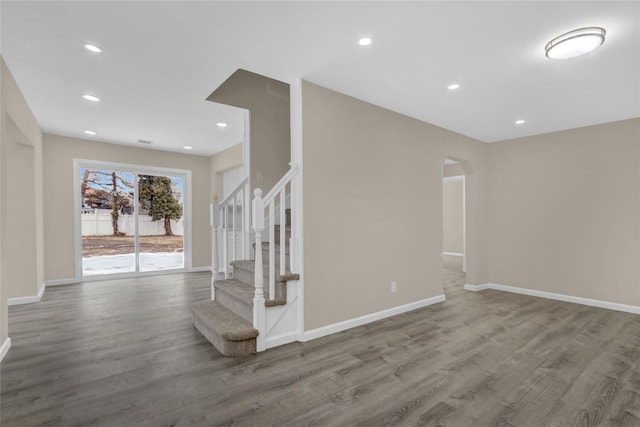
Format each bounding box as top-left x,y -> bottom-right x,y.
265,280 -> 299,349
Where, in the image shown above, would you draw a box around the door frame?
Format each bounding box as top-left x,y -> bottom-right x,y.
73,159 -> 192,281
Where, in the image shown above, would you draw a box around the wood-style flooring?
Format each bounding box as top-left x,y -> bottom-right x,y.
1,268 -> 639,426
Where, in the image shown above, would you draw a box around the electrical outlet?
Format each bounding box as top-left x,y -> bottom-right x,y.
391,281 -> 397,293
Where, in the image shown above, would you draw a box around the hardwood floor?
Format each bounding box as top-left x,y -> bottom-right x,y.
1,270 -> 639,426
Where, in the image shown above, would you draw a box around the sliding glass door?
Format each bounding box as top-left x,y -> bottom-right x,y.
80,168 -> 136,276
77,161 -> 190,278
137,174 -> 184,272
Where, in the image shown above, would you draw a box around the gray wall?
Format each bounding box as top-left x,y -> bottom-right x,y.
1,57 -> 44,345
208,69 -> 290,195
486,119 -> 640,306
43,134 -> 212,281
301,81 -> 489,330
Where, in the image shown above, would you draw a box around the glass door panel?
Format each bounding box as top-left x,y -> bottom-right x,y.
137,174 -> 184,272
80,168 -> 135,276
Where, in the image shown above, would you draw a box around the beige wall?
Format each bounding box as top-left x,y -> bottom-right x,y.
443,180 -> 464,254
208,69 -> 290,195
301,81 -> 488,330
487,119 -> 640,306
209,143 -> 243,202
443,163 -> 464,177
1,57 -> 44,344
43,134 -> 212,281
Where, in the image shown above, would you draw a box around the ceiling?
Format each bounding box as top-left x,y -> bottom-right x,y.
1,1 -> 638,157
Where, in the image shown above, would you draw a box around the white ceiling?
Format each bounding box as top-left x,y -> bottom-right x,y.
1,1 -> 638,156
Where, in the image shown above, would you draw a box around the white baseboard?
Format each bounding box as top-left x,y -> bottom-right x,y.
8,284 -> 46,306
190,266 -> 213,273
44,278 -> 78,287
301,294 -> 446,342
266,332 -> 297,349
464,283 -> 491,292
442,252 -> 464,257
465,282 -> 640,315
0,337 -> 11,362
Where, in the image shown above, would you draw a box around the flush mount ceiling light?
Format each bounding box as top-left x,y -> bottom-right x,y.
82,94 -> 100,102
216,122 -> 227,128
515,119 -> 526,125
84,130 -> 97,136
83,43 -> 102,53
447,84 -> 460,90
545,27 -> 606,60
358,37 -> 372,46
184,146 -> 193,150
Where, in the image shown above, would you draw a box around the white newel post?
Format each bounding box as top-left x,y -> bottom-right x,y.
211,201 -> 220,300
252,188 -> 266,352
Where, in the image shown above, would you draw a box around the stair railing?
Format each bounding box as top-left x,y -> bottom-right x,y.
211,177 -> 250,289
253,166 -> 297,298
252,165 -> 298,352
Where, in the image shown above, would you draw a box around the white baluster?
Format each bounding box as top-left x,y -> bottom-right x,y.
222,206 -> 228,279
279,188 -> 286,277
269,202 -> 275,300
240,187 -> 245,260
243,183 -> 251,259
289,178 -> 296,273
211,201 -> 220,300
231,197 -> 236,263
252,188 -> 266,352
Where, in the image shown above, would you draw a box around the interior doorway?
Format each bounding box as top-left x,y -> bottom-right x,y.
75,160 -> 191,279
442,159 -> 466,273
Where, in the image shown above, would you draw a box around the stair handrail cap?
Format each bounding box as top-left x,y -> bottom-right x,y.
253,188 -> 263,198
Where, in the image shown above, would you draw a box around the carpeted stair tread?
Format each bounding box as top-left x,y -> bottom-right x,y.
190,301 -> 258,341
190,301 -> 258,357
217,274 -> 287,307
231,259 -> 299,283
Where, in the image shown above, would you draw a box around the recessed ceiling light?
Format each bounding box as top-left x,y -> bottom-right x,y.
448,84 -> 460,90
83,43 -> 102,53
358,37 -> 372,46
545,27 -> 606,60
216,122 -> 227,128
184,146 -> 193,150
84,130 -> 97,136
82,94 -> 100,102
515,119 -> 526,125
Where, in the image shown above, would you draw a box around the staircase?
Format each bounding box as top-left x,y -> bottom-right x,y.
191,169 -> 300,357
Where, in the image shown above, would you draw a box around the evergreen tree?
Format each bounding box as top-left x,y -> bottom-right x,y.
138,175 -> 183,236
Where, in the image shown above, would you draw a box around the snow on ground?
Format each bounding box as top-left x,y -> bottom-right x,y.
82,252 -> 184,276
